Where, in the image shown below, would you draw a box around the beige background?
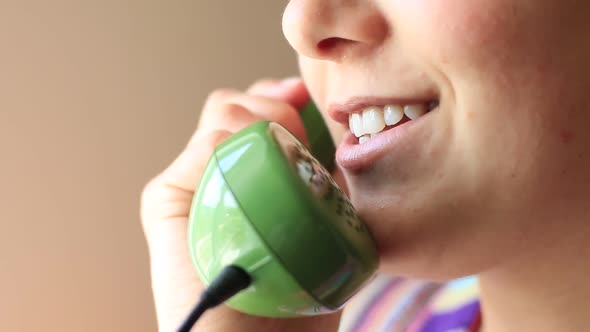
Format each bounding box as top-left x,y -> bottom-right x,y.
0,1 -> 296,331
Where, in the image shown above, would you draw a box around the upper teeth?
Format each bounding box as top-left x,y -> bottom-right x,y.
404,104 -> 428,120
349,103 -> 432,142
362,107 -> 385,134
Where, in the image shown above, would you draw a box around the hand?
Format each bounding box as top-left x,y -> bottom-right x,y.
141,78 -> 341,331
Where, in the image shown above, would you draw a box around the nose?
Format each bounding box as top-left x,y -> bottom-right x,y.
283,0 -> 389,62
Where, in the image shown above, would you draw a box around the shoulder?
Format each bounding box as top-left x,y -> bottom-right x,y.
339,274 -> 480,332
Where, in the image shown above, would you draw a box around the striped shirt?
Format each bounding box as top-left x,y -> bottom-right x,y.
339,275 -> 481,332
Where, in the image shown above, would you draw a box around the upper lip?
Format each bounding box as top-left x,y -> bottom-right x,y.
327,96 -> 438,126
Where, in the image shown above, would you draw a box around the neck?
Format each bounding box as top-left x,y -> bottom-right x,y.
478,218 -> 590,332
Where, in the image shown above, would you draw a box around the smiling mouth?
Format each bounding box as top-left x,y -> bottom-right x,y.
329,96 -> 441,170
348,100 -> 439,144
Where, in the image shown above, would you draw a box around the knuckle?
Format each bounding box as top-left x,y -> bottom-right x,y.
255,78 -> 279,85
206,88 -> 239,105
140,176 -> 163,224
200,89 -> 241,127
189,126 -> 233,150
202,129 -> 232,147
189,129 -> 232,151
141,176 -> 160,204
248,78 -> 279,90
218,103 -> 249,120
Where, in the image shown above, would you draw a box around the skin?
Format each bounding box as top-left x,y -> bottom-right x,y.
141,1 -> 590,331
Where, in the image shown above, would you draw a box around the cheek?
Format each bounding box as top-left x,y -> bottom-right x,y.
422,0 -> 522,74
385,0 -> 529,108
414,0 -> 569,167
421,0 -> 588,243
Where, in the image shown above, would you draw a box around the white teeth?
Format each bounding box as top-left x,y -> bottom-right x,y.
383,104 -> 404,126
362,107 -> 385,134
349,102 -> 435,141
404,104 -> 428,120
350,113 -> 364,137
359,135 -> 370,144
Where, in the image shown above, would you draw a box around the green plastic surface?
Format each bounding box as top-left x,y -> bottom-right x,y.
188,117 -> 378,317
189,159 -> 326,316
300,101 -> 336,172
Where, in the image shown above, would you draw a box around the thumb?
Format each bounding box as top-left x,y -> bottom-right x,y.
247,77 -> 310,109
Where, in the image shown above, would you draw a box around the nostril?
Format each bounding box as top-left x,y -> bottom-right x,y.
317,37 -> 355,54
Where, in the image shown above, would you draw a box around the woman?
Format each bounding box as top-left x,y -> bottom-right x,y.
141,1 -> 590,331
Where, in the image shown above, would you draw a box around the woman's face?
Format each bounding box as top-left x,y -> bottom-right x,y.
283,0 -> 590,279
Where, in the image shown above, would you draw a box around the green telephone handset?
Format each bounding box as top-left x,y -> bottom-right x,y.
186,101 -> 378,319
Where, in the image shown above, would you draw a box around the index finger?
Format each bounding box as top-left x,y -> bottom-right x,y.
247,78 -> 310,110
161,130 -> 233,194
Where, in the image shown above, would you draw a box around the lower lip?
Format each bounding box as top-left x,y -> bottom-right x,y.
336,110 -> 436,171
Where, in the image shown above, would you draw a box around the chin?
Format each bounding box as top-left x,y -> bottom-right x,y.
350,190 -> 499,282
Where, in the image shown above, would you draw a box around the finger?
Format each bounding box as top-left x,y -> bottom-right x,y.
147,214 -> 203,332
141,177 -> 205,332
247,77 -> 310,109
162,130 -> 233,193
216,95 -> 308,145
198,90 -> 308,146
196,103 -> 260,136
198,84 -> 310,144
239,95 -> 309,146
198,88 -> 242,128
141,130 -> 233,331
245,78 -> 281,94
140,129 -> 233,235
